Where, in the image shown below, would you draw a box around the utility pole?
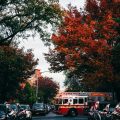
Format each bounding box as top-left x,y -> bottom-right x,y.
35,69 -> 49,103
36,76 -> 39,103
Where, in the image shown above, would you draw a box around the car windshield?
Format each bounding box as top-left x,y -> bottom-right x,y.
33,103 -> 44,108
10,104 -> 18,111
20,105 -> 30,110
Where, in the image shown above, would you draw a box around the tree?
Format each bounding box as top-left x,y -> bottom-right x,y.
37,76 -> 59,103
85,0 -> 120,46
64,74 -> 85,92
111,43 -> 120,100
86,0 -> 120,98
85,0 -> 120,19
0,0 -> 62,45
0,45 -> 38,102
17,82 -> 36,105
45,3 -> 118,92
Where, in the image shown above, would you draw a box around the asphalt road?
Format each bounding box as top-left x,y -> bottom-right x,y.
32,112 -> 88,120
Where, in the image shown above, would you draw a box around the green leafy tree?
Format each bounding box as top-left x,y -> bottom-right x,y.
17,82 -> 36,105
64,74 -> 85,92
0,0 -> 62,45
0,45 -> 37,102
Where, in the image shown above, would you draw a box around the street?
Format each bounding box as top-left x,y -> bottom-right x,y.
32,112 -> 88,120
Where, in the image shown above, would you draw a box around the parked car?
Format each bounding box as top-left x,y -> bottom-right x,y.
46,104 -> 51,113
19,104 -> 32,120
111,103 -> 120,120
32,103 -> 47,115
0,104 -> 7,120
51,105 -> 55,111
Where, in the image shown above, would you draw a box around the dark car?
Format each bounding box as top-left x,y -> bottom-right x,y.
32,103 -> 47,115
111,103 -> 120,120
46,104 -> 51,113
0,104 -> 7,120
19,104 -> 32,120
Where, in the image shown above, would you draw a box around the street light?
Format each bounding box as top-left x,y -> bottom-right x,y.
35,69 -> 50,103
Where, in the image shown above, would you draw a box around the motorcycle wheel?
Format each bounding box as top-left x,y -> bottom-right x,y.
94,113 -> 101,120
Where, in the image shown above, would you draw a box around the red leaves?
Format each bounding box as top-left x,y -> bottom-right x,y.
46,1 -> 119,91
51,9 -> 116,69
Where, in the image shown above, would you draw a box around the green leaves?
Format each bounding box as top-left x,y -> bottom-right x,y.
17,82 -> 36,104
0,45 -> 38,102
0,0 -> 62,45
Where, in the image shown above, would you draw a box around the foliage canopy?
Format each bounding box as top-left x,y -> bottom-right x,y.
37,76 -> 59,103
0,45 -> 37,102
0,0 -> 62,45
45,0 -> 120,93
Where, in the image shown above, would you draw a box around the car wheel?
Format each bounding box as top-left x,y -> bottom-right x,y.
28,117 -> 32,120
69,109 -> 77,117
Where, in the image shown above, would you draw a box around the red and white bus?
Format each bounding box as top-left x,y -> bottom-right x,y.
54,92 -> 89,116
53,92 -> 115,116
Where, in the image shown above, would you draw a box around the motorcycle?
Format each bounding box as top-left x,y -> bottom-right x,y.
111,103 -> 120,120
89,103 -> 115,120
88,105 -> 101,120
7,109 -> 17,120
17,108 -> 26,120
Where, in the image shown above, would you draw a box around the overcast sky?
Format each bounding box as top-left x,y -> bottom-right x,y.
19,0 -> 86,91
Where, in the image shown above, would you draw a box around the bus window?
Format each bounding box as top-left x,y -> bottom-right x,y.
73,99 -> 77,104
85,98 -> 88,102
79,98 -> 83,104
55,99 -> 59,104
58,99 -> 62,104
63,99 -> 68,104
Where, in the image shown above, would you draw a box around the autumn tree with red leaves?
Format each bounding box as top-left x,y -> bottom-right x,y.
37,76 -> 59,103
86,0 -> 120,99
45,0 -> 119,96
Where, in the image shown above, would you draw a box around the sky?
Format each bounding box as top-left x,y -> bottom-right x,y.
19,0 -> 86,91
